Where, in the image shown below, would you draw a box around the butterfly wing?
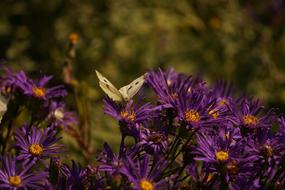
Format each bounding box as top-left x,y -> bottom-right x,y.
95,70 -> 123,101
119,74 -> 145,101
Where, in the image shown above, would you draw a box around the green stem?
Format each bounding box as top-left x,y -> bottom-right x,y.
1,121 -> 12,156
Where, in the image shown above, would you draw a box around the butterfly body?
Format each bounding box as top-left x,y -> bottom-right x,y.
95,70 -> 145,102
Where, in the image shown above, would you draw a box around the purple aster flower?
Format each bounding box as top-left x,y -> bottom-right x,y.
276,116 -> 285,138
0,66 -> 17,95
203,81 -> 237,123
14,125 -> 63,165
0,155 -> 48,189
208,81 -> 235,104
86,164 -> 110,190
176,91 -> 216,129
64,161 -> 88,190
246,129 -> 283,167
276,117 -> 285,155
6,70 -> 67,100
194,129 -> 257,188
104,97 -> 160,138
231,98 -> 276,131
46,101 -> 78,129
146,69 -> 179,106
95,144 -> 128,189
204,99 -> 233,124
146,68 -> 206,107
96,143 -> 125,174
253,166 -> 285,189
104,98 -> 159,125
137,128 -> 168,155
120,154 -> 170,190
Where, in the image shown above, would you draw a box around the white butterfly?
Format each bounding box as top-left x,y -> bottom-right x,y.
95,70 -> 146,102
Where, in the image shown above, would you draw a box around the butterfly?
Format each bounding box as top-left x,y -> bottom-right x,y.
95,70 -> 146,102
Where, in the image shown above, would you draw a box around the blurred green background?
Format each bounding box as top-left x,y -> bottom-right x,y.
1,0 -> 285,162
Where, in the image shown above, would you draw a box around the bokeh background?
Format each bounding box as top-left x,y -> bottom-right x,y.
1,0 -> 285,163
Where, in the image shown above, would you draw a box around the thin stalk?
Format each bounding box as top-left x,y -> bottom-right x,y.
1,121 -> 12,156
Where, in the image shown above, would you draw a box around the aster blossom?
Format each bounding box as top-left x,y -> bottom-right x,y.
46,101 -> 78,129
231,98 -> 276,131
137,128 -> 168,155
120,154 -> 170,190
0,155 -> 48,189
146,68 -> 206,107
194,127 -> 257,188
14,125 -> 63,165
104,98 -> 159,125
2,69 -> 67,100
176,90 -> 217,129
104,97 -> 160,138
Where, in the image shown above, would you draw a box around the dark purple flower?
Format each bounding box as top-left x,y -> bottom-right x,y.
277,116 -> 285,137
96,143 -> 124,174
0,155 -> 48,189
85,164 -> 110,190
14,126 -> 63,165
246,129 -> 282,166
138,128 -> 168,155
176,91 -> 216,129
231,98 -> 276,130
276,117 -> 285,155
0,66 -> 17,95
208,81 -> 235,103
104,98 -> 160,138
204,81 -> 237,123
194,128 -> 256,187
47,101 -> 78,129
120,155 -> 169,190
5,70 -> 67,100
104,98 -> 159,125
64,161 -> 88,190
146,68 -> 205,107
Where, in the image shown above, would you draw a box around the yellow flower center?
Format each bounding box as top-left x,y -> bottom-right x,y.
139,179 -> 154,190
29,144 -> 43,156
243,114 -> 258,126
226,160 -> 238,174
208,109 -> 219,119
171,93 -> 178,99
178,183 -> 191,189
215,151 -> 229,161
120,111 -> 136,122
2,86 -> 11,94
262,144 -> 274,157
32,87 -> 46,97
218,98 -> 228,106
9,175 -> 22,186
185,109 -> 200,122
148,134 -> 165,143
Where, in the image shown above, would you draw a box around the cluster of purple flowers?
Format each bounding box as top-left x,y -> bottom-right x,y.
0,67 -> 285,189
0,66 -> 78,189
